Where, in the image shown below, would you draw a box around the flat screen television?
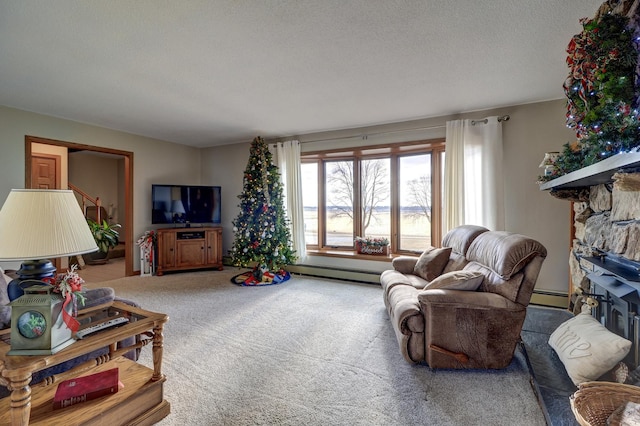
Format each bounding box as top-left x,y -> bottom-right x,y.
152,184 -> 221,225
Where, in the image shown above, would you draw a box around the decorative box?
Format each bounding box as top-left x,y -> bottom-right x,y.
356,242 -> 390,256
8,284 -> 75,355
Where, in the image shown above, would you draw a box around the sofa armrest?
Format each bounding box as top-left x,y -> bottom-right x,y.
115,296 -> 140,308
385,284 -> 425,363
392,256 -> 419,274
419,289 -> 527,369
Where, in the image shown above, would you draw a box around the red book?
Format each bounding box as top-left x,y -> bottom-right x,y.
53,368 -> 120,409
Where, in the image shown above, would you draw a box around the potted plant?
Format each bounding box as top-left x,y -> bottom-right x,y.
84,219 -> 121,264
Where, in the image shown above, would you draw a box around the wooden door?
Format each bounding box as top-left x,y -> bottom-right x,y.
31,154 -> 61,189
31,154 -> 62,270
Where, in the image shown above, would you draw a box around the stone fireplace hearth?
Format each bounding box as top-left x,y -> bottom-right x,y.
541,152 -> 640,370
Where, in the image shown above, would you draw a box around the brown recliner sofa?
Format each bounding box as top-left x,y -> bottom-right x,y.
380,225 -> 547,369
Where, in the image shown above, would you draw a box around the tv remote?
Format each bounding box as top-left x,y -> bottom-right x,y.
75,317 -> 129,339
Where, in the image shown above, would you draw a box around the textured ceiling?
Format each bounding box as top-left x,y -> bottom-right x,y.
0,1 -> 604,147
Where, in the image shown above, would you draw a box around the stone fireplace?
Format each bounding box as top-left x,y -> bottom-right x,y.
542,153 -> 640,369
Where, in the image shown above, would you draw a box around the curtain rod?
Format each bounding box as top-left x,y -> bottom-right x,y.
470,115 -> 510,126
296,123 -> 446,144
296,115 -> 511,144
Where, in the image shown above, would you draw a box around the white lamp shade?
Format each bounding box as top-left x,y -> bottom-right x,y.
171,200 -> 186,214
0,189 -> 99,260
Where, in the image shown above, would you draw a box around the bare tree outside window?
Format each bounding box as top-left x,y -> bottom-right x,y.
325,160 -> 354,246
326,161 -> 354,219
325,159 -> 390,245
399,154 -> 432,250
406,175 -> 432,223
361,159 -> 390,234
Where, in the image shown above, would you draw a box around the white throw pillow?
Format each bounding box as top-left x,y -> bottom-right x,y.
425,270 -> 484,291
548,311 -> 632,386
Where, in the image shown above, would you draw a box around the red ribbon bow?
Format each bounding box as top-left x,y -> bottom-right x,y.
42,278 -> 81,333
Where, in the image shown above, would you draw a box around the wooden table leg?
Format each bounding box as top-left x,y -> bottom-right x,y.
151,321 -> 166,382
8,373 -> 32,426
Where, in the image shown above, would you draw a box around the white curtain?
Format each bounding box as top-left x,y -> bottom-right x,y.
275,140 -> 306,261
443,117 -> 504,233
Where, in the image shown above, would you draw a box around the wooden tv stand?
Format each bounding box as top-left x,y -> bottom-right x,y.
156,226 -> 223,275
0,301 -> 169,426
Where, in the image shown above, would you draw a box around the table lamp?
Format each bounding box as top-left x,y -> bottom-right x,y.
0,189 -> 99,300
0,189 -> 99,354
171,199 -> 186,224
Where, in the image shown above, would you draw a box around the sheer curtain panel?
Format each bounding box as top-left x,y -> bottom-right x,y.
443,120 -> 466,233
275,140 -> 306,261
444,117 -> 505,233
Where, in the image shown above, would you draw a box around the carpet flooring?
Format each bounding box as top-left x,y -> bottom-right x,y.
92,269 -> 546,426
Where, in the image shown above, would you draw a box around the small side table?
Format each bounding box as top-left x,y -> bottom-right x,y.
0,301 -> 169,426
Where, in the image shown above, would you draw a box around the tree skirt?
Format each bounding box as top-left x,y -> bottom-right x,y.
231,269 -> 291,286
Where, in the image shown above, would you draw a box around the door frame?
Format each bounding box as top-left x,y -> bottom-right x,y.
25,135 -> 135,277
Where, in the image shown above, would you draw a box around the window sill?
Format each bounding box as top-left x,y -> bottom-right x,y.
306,248 -> 395,262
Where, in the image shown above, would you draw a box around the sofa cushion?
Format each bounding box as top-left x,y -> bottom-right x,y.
464,262 -> 524,303
466,231 -> 547,280
391,256 -> 419,275
442,225 -> 489,256
440,225 -> 488,274
548,311 -> 632,386
380,269 -> 429,293
441,252 -> 469,274
413,247 -> 452,282
425,270 -> 484,291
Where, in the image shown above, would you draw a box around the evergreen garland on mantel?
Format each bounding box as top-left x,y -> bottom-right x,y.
542,4 -> 640,181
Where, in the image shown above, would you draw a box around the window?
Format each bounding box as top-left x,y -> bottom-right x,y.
360,157 -> 390,244
325,160 -> 355,247
301,162 -> 318,245
399,154 -> 431,250
302,139 -> 444,254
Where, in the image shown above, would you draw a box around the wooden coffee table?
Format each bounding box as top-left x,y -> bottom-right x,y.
0,301 -> 169,426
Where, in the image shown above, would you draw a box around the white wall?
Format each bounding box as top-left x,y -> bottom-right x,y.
0,106 -> 202,272
199,142 -> 251,255
502,101 -> 574,294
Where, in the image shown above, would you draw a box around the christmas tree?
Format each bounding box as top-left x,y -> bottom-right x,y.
230,136 -> 296,283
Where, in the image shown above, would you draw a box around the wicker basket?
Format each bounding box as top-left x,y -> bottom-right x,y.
570,381 -> 640,426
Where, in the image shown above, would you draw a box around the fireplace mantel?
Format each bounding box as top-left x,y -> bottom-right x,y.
539,152 -> 640,190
